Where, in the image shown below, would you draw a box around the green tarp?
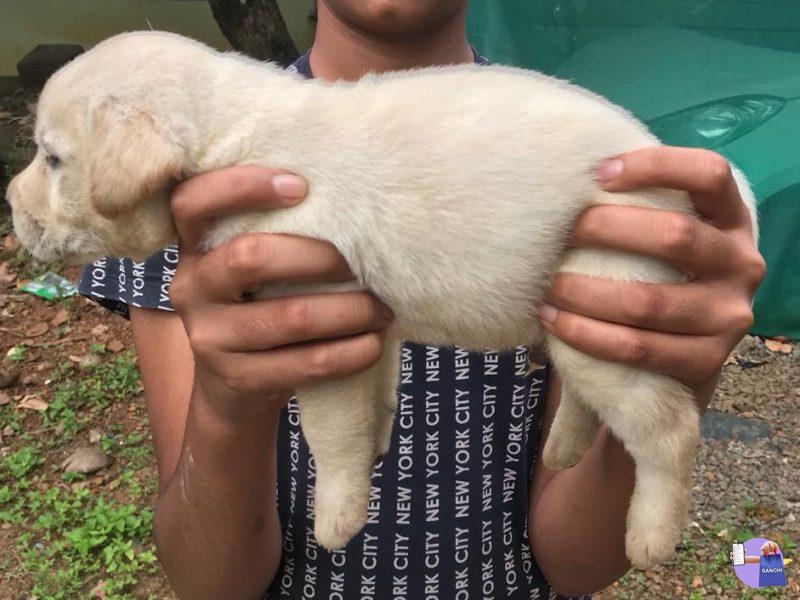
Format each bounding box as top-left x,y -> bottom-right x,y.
467,0 -> 800,339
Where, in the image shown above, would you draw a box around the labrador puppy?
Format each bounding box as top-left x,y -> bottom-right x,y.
7,31 -> 757,566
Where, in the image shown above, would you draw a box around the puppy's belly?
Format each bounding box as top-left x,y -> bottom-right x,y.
392,307 -> 544,350
253,280 -> 544,350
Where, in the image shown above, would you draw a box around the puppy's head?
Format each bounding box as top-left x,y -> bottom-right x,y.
6,33 -> 201,264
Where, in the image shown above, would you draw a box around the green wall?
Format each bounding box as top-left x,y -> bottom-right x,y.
0,0 -> 315,76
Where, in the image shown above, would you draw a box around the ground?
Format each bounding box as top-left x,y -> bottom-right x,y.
1,88 -> 797,600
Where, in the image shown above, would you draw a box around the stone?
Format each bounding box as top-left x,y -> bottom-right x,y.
17,44 -> 83,89
61,446 -> 110,474
0,365 -> 21,389
700,409 -> 773,443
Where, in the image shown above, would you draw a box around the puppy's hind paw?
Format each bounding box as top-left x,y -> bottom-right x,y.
313,483 -> 369,551
625,524 -> 679,570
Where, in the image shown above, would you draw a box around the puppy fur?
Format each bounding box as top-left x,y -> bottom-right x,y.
8,32 -> 758,567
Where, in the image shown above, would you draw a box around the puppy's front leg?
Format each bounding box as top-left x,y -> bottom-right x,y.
296,344 -> 398,551
541,380 -> 600,470
374,336 -> 401,457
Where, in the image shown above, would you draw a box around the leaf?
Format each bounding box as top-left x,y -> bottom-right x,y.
2,234 -> 21,252
5,345 -> 25,362
51,308 -> 70,327
764,338 -> 792,354
25,322 -> 49,337
17,395 -> 49,411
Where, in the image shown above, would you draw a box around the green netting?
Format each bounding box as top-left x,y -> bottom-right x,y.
467,0 -> 800,339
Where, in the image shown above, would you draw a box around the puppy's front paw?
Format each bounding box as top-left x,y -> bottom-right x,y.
541,436 -> 587,470
375,416 -> 394,458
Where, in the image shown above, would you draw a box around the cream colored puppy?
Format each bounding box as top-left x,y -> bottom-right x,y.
7,32 -> 757,567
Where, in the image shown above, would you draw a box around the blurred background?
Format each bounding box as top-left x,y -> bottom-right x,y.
0,2 -> 797,599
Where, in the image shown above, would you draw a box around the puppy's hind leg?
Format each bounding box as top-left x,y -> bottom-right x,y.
541,380 -> 600,470
603,377 -> 700,569
296,367 -> 383,551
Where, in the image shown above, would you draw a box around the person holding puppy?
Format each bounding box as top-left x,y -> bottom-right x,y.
78,1 -> 764,598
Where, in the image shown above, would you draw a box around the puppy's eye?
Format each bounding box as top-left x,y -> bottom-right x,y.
45,154 -> 61,169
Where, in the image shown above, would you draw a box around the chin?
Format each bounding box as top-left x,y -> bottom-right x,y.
327,0 -> 465,36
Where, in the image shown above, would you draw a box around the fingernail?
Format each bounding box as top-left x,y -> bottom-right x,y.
273,174 -> 307,200
595,158 -> 623,184
537,303 -> 558,323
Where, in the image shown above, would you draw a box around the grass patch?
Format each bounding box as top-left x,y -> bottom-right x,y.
0,479 -> 157,599
0,350 -> 158,598
44,352 -> 140,442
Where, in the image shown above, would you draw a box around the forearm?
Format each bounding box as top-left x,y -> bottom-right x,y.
529,424 -> 634,596
154,383 -> 283,600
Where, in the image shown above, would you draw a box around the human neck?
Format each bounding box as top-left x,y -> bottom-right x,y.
309,2 -> 474,82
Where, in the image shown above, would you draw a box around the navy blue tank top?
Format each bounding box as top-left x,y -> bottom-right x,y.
79,51 -> 585,600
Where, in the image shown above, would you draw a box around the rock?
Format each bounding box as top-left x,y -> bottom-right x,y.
2,426 -> 13,438
700,409 -> 773,442
733,335 -> 759,356
0,391 -> 10,406
20,372 -> 40,386
88,429 -> 102,444
0,365 -> 21,388
107,339 -> 125,353
91,324 -> 109,336
17,44 -> 83,89
61,446 -> 110,474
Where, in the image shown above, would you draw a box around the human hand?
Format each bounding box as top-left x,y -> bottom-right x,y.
742,541 -> 782,564
538,147 -> 765,400
169,166 -> 394,423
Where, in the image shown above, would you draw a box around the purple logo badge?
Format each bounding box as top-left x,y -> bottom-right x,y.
731,538 -> 788,588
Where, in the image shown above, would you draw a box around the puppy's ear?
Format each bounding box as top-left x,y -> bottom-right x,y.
89,100 -> 183,218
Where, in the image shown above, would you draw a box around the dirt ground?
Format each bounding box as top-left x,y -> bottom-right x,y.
1,86 -> 797,599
